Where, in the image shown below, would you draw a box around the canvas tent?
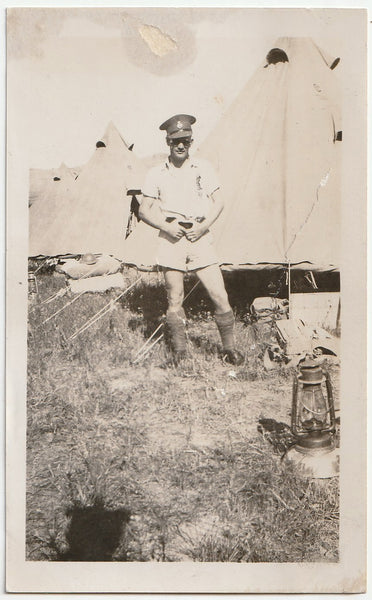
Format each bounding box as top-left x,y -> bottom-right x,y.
122,37 -> 341,273
28,162 -> 77,207
29,163 -> 78,249
29,122 -> 146,258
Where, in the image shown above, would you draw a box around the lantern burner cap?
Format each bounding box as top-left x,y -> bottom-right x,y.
302,418 -> 326,431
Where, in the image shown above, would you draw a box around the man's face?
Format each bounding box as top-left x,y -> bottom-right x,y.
168,137 -> 192,164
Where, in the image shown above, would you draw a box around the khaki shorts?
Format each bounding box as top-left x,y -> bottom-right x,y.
157,229 -> 219,272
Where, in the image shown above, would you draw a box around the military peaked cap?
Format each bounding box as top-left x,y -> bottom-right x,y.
159,114 -> 196,139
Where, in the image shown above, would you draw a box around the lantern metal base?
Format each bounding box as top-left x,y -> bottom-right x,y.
286,444 -> 339,479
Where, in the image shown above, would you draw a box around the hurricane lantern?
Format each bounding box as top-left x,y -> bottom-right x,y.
288,357 -> 339,478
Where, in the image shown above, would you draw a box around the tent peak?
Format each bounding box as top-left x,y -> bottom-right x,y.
95,121 -> 136,152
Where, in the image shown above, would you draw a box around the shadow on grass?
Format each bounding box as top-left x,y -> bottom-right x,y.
55,502 -> 131,561
124,282 -> 166,337
258,417 -> 297,456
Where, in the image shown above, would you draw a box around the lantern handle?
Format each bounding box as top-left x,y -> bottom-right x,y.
291,375 -> 299,436
324,369 -> 337,433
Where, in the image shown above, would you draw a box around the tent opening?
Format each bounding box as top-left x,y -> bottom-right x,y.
265,48 -> 289,66
96,141 -> 106,148
53,176 -> 61,181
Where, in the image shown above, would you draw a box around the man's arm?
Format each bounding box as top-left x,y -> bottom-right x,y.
139,196 -> 186,240
202,188 -> 224,230
185,188 -> 224,243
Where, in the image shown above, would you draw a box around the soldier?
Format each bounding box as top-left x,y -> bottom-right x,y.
139,114 -> 243,366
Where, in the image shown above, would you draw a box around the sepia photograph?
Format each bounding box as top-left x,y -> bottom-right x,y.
6,5 -> 367,594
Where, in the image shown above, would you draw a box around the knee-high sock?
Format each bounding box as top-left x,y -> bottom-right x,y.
215,310 -> 235,352
166,309 -> 186,352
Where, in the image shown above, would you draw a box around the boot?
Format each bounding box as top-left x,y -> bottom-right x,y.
166,309 -> 187,361
214,310 -> 244,366
222,349 -> 244,366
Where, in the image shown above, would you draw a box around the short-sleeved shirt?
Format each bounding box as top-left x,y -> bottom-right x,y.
142,157 -> 219,220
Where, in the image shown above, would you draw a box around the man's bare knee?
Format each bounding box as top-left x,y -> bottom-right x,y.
164,269 -> 185,311
168,300 -> 184,312
167,288 -> 184,312
212,294 -> 231,314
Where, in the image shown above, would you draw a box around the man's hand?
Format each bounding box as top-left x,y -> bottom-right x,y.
163,220 -> 187,241
185,223 -> 208,242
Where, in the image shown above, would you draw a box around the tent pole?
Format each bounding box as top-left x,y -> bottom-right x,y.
288,262 -> 291,319
67,276 -> 142,341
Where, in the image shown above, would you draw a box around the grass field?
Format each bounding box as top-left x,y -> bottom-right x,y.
27,265 -> 340,562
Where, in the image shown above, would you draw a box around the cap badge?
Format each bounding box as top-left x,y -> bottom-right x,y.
176,120 -> 183,129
